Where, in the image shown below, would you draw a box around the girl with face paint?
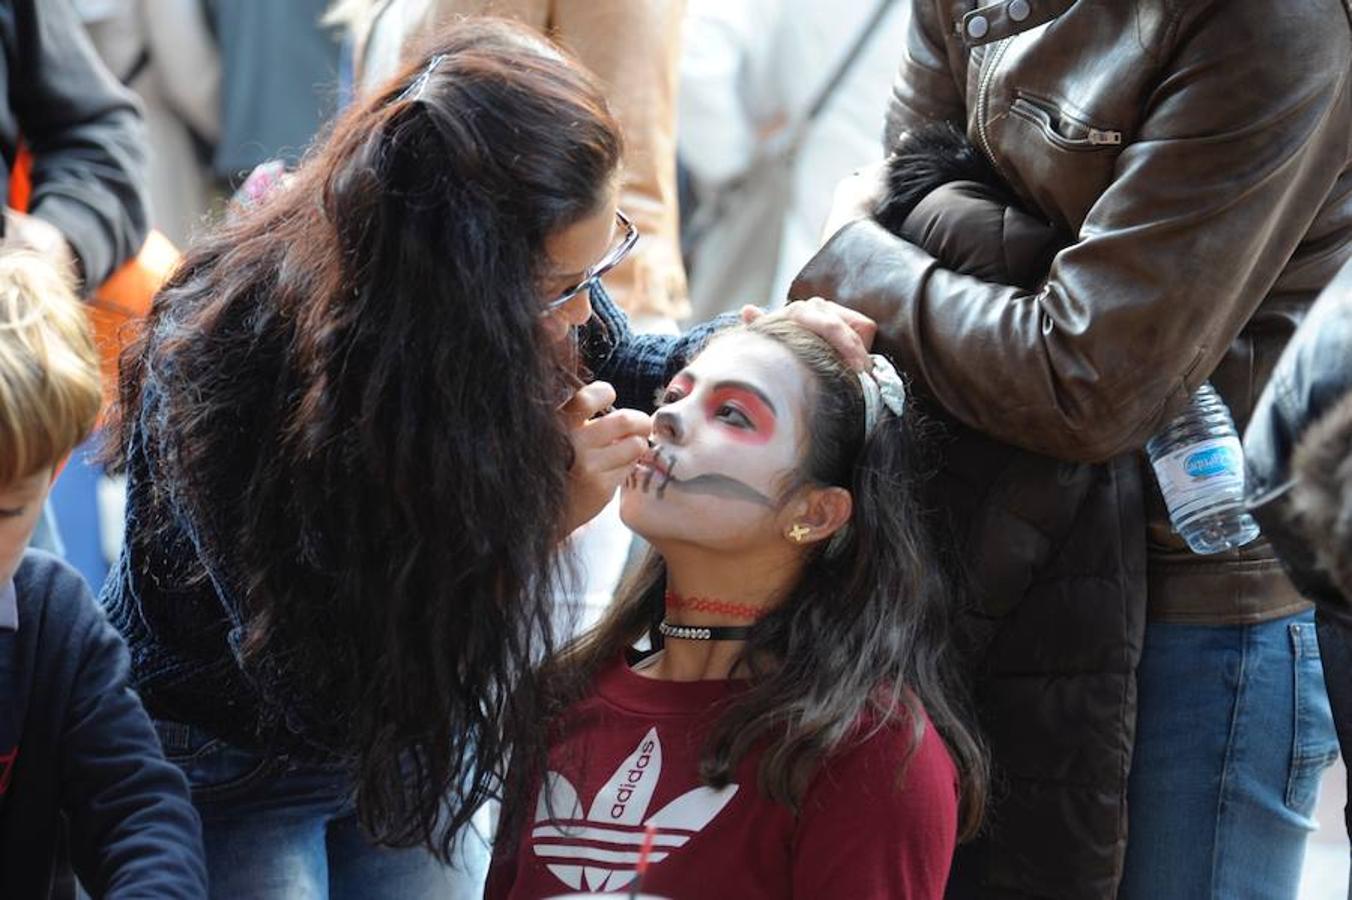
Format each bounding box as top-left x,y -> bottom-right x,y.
488,318 -> 987,899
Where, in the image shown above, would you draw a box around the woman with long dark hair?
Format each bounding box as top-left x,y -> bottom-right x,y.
488,317 -> 987,899
100,19 -> 871,898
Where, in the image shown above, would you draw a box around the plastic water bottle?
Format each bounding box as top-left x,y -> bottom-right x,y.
1145,381 -> 1261,555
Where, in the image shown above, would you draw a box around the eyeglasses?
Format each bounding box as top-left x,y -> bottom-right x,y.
540,210 -> 639,315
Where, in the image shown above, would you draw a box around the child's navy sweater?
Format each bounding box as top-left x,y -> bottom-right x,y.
0,550 -> 206,898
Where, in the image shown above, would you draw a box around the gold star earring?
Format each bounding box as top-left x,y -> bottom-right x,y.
788,524 -> 811,543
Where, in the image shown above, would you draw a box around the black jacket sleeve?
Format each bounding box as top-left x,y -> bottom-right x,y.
41,559 -> 208,897
1244,256 -> 1352,609
10,0 -> 148,288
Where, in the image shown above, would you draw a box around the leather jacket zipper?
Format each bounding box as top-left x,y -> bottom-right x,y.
1010,95 -> 1123,150
975,39 -> 1015,180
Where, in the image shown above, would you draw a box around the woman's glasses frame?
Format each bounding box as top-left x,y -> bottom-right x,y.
540,210 -> 639,315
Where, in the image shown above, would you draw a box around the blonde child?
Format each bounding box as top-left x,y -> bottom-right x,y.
0,251 -> 205,897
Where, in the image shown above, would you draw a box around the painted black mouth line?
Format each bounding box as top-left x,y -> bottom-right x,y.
633,449 -> 773,508
655,454 -> 677,499
628,447 -> 673,494
666,472 -> 776,508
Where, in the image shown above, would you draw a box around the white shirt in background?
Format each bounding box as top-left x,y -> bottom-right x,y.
678,0 -> 907,319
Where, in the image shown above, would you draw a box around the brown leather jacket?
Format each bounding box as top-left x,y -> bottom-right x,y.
793,0 -> 1352,625
353,0 -> 690,321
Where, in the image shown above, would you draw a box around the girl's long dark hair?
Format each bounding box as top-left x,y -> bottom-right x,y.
107,20 -> 621,857
516,318 -> 988,843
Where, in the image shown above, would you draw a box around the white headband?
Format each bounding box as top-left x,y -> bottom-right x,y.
824,354 -> 908,560
858,354 -> 907,437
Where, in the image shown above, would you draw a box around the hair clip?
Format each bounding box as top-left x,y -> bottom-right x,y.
398,53 -> 447,103
858,354 -> 907,438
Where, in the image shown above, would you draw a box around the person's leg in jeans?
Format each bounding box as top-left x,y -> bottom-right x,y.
202,797 -> 331,899
157,721 -> 487,899
1119,609 -> 1339,899
157,722 -> 341,898
327,806 -> 488,900
167,734 -> 345,899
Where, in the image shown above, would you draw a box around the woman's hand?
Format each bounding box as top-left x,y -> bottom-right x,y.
562,380 -> 652,534
819,159 -> 889,244
741,299 -> 877,372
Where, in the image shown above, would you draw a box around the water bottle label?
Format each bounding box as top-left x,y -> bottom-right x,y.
1152,436 -> 1245,518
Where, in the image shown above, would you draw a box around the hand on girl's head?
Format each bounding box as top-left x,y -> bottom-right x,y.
741,299 -> 876,371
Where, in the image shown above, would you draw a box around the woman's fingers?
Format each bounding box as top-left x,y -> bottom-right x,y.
572,408 -> 651,452
564,408 -> 652,533
583,432 -> 650,473
820,159 -> 888,241
560,380 -> 618,424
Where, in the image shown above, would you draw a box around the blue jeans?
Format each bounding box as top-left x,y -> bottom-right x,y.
1119,610 -> 1339,899
154,722 -> 488,900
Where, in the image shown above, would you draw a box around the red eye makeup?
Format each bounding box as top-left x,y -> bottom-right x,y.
660,372 -> 779,444
666,372 -> 694,399
705,383 -> 777,444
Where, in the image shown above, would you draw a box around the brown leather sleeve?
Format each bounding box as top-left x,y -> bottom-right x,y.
796,7 -> 1352,463
551,0 -> 690,321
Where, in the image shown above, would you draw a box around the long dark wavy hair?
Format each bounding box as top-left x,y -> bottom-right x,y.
510,318 -> 988,844
107,20 -> 621,857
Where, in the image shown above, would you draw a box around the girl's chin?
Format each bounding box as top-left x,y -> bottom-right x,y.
617,512 -> 747,556
617,496 -> 682,543
617,492 -> 660,534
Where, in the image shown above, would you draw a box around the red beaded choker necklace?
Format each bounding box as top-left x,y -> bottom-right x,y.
659,590 -> 764,642
663,590 -> 767,622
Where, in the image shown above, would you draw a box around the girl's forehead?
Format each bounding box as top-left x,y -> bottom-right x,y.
691,332 -> 798,382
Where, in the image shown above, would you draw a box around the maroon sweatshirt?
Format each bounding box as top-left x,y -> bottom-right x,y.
488,656 -> 959,899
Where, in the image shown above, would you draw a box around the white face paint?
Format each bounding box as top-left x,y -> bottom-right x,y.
620,332 -> 810,550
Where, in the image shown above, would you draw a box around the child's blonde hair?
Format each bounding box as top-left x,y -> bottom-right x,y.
0,251 -> 102,483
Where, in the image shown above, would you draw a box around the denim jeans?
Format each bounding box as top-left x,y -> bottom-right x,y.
154,721 -> 489,900
1118,609 -> 1339,899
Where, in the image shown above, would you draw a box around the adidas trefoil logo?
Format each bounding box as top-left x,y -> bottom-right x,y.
531,727 -> 739,892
